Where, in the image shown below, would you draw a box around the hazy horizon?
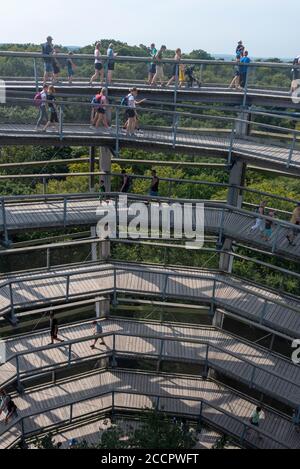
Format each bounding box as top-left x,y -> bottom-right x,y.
1,0 -> 299,58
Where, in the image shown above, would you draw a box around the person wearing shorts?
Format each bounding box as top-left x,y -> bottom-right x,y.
148,44 -> 157,84
90,42 -> 104,85
93,88 -> 110,130
167,49 -> 182,87
43,86 -> 59,132
107,44 -> 118,84
151,45 -> 167,87
42,36 -> 54,84
125,88 -> 146,136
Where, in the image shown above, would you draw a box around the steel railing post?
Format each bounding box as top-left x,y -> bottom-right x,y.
287,132 -> 297,168
69,403 -> 73,424
33,58 -> 39,92
63,197 -> 67,227
1,198 -> 9,246
172,114 -> 179,149
250,365 -> 256,389
59,104 -> 64,140
271,223 -> 280,254
115,106 -> 120,157
210,279 -> 217,315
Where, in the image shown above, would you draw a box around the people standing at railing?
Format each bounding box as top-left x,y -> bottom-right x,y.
250,200 -> 267,233
42,36 -> 54,84
150,170 -> 160,196
42,86 -> 59,132
49,311 -> 64,345
147,43 -> 157,85
286,203 -> 300,246
35,84 -> 49,131
151,45 -> 167,87
52,47 -> 61,84
107,43 -> 118,85
66,52 -> 77,85
167,48 -> 182,87
90,320 -> 106,349
229,55 -> 243,90
236,40 -> 245,58
261,210 -> 275,242
90,42 -> 104,86
91,88 -> 110,131
239,51 -> 251,88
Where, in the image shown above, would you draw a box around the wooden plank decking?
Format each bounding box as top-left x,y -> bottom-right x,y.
0,124 -> 299,172
0,262 -> 299,337
0,369 -> 298,450
0,201 -> 298,261
1,319 -> 299,407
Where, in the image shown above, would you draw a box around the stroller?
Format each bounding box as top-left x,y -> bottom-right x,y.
185,66 -> 202,88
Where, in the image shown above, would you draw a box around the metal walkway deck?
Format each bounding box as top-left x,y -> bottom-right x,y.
0,124 -> 299,173
1,319 -> 299,407
0,199 -> 298,262
0,263 -> 299,337
0,369 -> 298,449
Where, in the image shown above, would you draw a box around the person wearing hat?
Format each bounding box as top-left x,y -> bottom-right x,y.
42,36 -> 54,84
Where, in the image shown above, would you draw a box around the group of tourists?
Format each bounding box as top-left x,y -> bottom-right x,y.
229,40 -> 251,90
34,83 -> 59,132
250,200 -> 300,246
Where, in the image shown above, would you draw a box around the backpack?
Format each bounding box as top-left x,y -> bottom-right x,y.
91,95 -> 101,109
34,92 -> 43,107
121,96 -> 129,107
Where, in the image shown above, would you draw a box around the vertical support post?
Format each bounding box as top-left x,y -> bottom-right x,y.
68,343 -> 72,366
172,114 -> 179,149
113,268 -> 117,306
242,65 -> 250,108
46,248 -> 51,270
287,132 -> 297,168
157,339 -> 164,372
115,106 -> 120,157
42,177 -> 47,195
260,300 -> 268,325
227,123 -> 236,167
89,146 -> 96,193
69,404 -> 73,424
1,198 -> 9,246
63,197 -> 67,228
59,104 -> 64,140
210,279 -> 216,316
250,365 -> 256,389
9,282 -> 17,325
16,355 -> 21,391
33,58 -> 39,92
91,226 -> 98,262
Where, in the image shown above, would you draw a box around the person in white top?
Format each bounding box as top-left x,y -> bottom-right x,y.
125,88 -> 146,136
90,42 -> 104,85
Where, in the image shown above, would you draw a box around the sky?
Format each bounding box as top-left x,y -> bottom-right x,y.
1,0 -> 299,58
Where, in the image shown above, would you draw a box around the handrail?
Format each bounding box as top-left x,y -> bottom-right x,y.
0,371 -> 292,450
0,262 -> 299,320
2,328 -> 299,394
0,49 -> 297,69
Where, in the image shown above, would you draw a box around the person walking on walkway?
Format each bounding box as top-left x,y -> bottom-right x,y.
261,210 -> 275,242
148,43 -> 157,84
286,203 -> 300,246
250,200 -> 267,233
107,43 -> 118,85
151,46 -> 167,87
90,42 -> 104,86
35,84 -> 49,130
0,389 -> 18,424
125,88 -> 146,136
93,88 -> 110,131
43,85 -> 59,132
90,321 -> 106,349
167,48 -> 182,87
247,406 -> 265,440
49,312 -> 64,345
149,170 -> 160,197
42,36 -> 54,84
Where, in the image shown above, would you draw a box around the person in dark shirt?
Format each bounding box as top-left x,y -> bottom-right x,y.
150,170 -> 159,196
42,36 -> 54,84
49,312 -> 64,345
43,86 -> 59,132
236,40 -> 245,57
120,170 -> 131,193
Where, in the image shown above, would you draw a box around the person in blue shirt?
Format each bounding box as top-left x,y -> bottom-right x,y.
106,43 -> 118,85
239,51 -> 251,88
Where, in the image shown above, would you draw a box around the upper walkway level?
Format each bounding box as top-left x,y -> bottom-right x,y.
1,50 -> 300,109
